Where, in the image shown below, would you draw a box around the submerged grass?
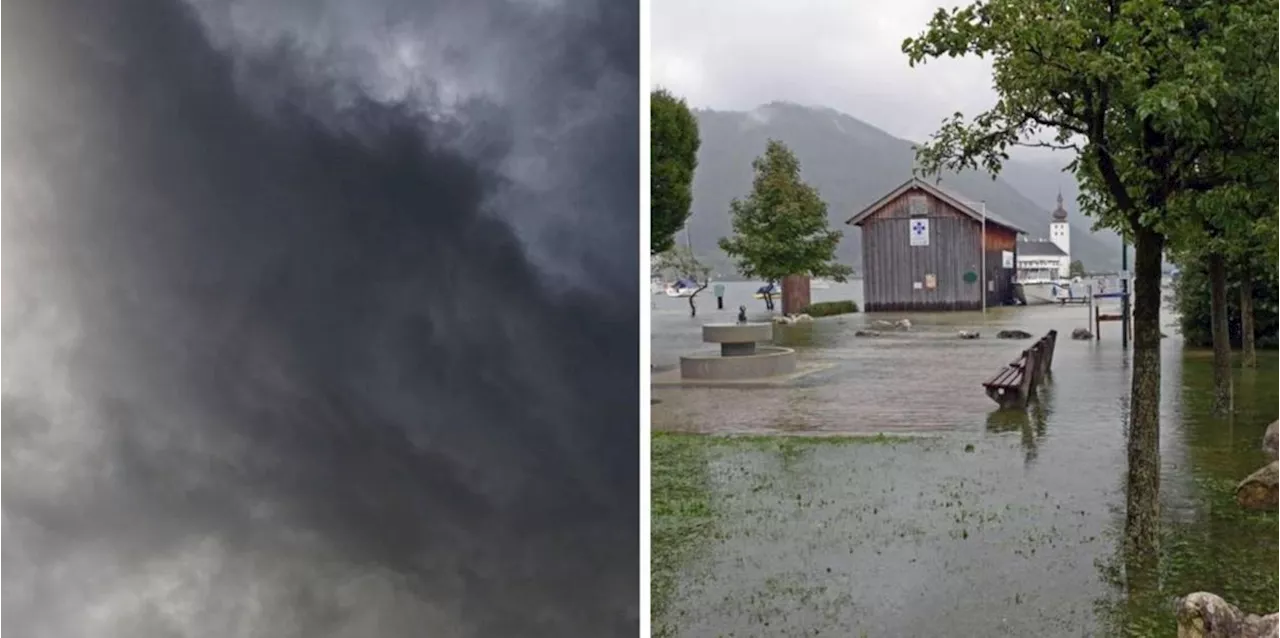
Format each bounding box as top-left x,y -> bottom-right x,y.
1096,475 -> 1279,636
650,432 -> 928,636
651,434 -> 714,638
652,432 -> 1277,637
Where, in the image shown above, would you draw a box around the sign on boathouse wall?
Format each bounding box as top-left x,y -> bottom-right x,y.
909,219 -> 930,247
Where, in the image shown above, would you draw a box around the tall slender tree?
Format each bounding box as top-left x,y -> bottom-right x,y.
650,89 -> 700,255
718,140 -> 851,302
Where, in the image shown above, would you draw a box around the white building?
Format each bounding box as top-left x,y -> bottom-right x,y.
1015,192 -> 1071,282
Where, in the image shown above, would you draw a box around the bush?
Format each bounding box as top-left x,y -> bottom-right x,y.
1170,256 -> 1278,349
803,300 -> 858,317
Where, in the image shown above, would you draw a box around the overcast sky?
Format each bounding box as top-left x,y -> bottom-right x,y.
652,0 -> 1003,145
6,1 -> 637,636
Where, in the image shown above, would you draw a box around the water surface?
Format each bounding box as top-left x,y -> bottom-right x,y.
651,280 -> 1278,636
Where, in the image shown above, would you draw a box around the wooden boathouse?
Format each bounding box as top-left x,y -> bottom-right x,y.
845,177 -> 1026,312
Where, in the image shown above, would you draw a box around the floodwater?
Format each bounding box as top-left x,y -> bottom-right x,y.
651,280 -> 1278,636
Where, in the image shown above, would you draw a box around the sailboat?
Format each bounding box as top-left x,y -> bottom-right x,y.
664,278 -> 699,297
661,228 -> 708,297
752,281 -> 783,300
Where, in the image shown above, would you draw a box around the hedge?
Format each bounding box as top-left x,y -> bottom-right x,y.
803,300 -> 859,317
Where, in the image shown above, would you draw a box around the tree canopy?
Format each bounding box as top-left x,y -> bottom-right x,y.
650,89 -> 701,255
901,0 -> 1278,563
717,140 -> 852,283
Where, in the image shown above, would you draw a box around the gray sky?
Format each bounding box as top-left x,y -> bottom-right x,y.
652,0 -> 1001,144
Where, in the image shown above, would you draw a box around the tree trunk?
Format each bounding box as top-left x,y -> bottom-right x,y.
1207,253 -> 1232,413
688,283 -> 709,317
1125,226 -> 1164,566
1240,275 -> 1257,369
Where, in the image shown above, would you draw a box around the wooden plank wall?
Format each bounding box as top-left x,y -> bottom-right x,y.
859,190 -> 984,311
984,227 -> 1019,307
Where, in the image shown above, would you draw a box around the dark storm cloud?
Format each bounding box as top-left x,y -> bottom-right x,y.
2,0 -> 637,636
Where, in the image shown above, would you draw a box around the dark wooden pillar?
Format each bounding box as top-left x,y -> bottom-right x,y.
781,275 -> 812,315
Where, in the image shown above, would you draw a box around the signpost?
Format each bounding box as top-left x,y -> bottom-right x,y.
1121,243 -> 1130,349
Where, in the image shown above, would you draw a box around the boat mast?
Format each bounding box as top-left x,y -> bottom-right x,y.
684,227 -> 697,281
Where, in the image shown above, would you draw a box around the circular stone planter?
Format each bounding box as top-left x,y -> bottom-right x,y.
678,323 -> 797,381
679,346 -> 797,380
701,323 -> 773,356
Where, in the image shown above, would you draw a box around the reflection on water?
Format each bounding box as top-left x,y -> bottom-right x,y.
654,281 -> 1118,435
652,280 -> 1278,635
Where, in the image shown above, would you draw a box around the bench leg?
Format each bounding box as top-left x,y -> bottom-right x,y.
986,386 -> 1027,410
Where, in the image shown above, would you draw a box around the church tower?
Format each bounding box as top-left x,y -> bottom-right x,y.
1049,190 -> 1070,276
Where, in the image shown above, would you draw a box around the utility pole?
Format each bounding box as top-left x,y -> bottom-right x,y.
981,201 -> 988,317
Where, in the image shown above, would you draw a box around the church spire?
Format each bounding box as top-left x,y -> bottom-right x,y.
1051,188 -> 1068,221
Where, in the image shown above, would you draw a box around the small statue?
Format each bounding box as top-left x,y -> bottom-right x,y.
737,305 -> 748,324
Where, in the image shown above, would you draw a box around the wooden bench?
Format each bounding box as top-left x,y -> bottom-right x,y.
981,330 -> 1058,409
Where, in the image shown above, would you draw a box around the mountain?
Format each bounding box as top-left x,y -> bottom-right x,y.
683,102 -> 1124,277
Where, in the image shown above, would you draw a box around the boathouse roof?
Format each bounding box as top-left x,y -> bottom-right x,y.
844,176 -> 1027,235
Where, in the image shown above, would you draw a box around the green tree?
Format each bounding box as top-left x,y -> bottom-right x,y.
1068,260 -> 1086,278
1160,7 -> 1279,408
1166,189 -> 1276,409
651,89 -> 701,255
717,140 -> 852,295
654,245 -> 711,317
902,0 -> 1274,563
1172,256 -> 1278,351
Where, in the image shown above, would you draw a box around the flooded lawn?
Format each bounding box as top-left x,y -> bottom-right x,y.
651,283 -> 1278,636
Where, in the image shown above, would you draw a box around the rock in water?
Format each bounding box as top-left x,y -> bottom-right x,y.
1174,592 -> 1279,638
996,329 -> 1033,339
870,320 -> 894,329
854,329 -> 881,338
1235,461 -> 1278,510
1264,421 -> 1278,459
1071,328 -> 1093,340
894,318 -> 912,330
957,330 -> 980,339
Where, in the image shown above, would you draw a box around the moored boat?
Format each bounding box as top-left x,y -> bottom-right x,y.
664,278 -> 701,297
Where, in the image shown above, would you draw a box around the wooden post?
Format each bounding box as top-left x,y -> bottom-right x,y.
1043,330 -> 1057,374
1024,343 -> 1034,399
1094,305 -> 1101,341
1019,348 -> 1038,404
1087,285 -> 1093,335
